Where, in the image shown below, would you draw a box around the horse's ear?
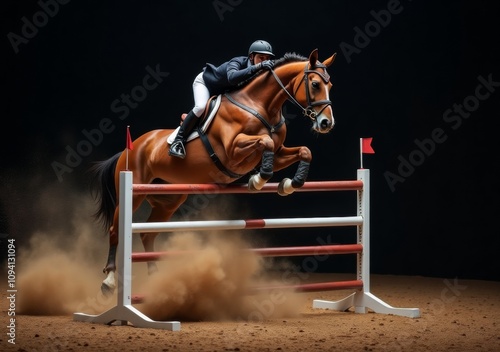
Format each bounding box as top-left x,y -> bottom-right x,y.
309,49 -> 319,68
323,53 -> 337,67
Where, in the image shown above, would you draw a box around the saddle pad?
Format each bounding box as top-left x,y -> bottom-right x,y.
167,94 -> 222,145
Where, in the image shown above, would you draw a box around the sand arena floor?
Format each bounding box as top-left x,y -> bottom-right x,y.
2,272 -> 499,352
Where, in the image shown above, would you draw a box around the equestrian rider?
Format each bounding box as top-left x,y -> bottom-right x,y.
169,40 -> 275,159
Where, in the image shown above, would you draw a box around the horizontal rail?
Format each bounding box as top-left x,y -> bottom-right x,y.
250,280 -> 364,293
132,216 -> 363,233
131,244 -> 363,262
131,280 -> 364,304
132,180 -> 363,195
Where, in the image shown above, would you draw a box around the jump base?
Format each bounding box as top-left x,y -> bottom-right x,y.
313,291 -> 420,318
73,305 -> 181,331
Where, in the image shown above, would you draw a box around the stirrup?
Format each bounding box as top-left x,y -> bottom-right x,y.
169,141 -> 186,159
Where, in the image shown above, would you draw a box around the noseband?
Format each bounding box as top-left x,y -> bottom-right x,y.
270,62 -> 332,121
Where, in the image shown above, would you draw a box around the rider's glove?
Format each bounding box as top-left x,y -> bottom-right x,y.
261,60 -> 274,71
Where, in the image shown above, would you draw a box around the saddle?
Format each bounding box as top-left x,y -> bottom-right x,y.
167,95 -> 222,145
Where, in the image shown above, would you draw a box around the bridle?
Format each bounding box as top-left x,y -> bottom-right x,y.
269,61 -> 332,121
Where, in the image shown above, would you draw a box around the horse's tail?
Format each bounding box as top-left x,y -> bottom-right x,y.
88,152 -> 121,231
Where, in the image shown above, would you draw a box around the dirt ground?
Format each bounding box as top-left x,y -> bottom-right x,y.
2,273 -> 499,352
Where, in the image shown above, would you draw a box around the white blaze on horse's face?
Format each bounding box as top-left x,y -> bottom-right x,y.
313,53 -> 337,133
314,82 -> 334,134
306,73 -> 334,134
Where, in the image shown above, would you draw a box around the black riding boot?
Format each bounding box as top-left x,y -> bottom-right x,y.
168,110 -> 198,159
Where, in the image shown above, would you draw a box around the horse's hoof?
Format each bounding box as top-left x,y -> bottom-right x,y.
101,282 -> 115,297
248,181 -> 259,192
101,270 -> 116,297
278,178 -> 295,196
248,174 -> 266,192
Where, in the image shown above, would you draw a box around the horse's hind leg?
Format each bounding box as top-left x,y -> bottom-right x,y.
141,193 -> 188,274
101,214 -> 120,296
101,239 -> 118,296
101,194 -> 147,296
140,231 -> 160,275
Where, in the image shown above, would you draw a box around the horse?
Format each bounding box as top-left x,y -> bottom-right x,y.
90,48 -> 337,295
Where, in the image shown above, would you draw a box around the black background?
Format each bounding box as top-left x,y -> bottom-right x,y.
2,0 -> 499,281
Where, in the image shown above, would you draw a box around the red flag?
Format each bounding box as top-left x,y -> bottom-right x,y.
126,126 -> 134,150
361,137 -> 375,154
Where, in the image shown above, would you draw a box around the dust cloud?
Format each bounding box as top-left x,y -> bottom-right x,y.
16,194 -> 113,316
10,180 -> 306,322
137,231 -> 306,322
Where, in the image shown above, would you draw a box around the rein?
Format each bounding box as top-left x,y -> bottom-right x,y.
224,93 -> 285,134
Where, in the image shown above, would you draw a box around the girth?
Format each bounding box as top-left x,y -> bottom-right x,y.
197,126 -> 244,179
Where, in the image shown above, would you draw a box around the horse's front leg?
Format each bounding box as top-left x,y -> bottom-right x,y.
248,149 -> 275,191
230,134 -> 275,191
273,146 -> 312,196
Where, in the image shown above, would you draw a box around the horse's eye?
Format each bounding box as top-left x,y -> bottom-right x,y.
311,81 -> 320,90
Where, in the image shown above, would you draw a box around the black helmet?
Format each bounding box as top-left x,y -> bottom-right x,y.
248,40 -> 274,57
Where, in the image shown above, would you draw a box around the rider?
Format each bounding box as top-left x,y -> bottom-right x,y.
168,40 -> 275,159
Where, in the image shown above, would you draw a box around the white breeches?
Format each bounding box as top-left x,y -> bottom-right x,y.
192,72 -> 211,117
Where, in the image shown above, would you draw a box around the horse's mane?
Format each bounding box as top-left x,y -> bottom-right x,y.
273,52 -> 308,68
230,52 -> 308,91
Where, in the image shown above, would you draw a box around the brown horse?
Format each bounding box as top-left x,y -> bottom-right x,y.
90,49 -> 337,295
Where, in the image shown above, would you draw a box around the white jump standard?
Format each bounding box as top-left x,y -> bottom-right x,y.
312,169 -> 420,318
73,171 -> 181,330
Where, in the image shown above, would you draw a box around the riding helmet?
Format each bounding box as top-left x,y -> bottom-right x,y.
248,40 -> 275,57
